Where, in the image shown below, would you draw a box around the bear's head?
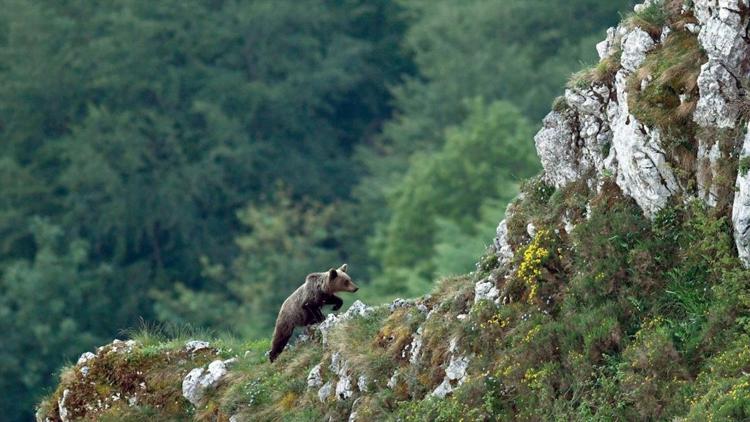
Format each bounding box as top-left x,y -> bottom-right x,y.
325,264 -> 358,293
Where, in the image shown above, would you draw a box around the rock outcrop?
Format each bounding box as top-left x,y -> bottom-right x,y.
431,338 -> 470,399
182,358 -> 235,406
734,125 -> 750,265
318,300 -> 373,345
535,0 -> 749,259
694,0 -> 750,128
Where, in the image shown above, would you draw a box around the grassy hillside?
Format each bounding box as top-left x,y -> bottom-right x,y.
36,180 -> 750,420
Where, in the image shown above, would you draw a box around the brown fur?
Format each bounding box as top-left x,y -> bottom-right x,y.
269,264 -> 358,362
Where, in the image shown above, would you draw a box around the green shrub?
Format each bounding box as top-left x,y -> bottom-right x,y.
620,320 -> 690,419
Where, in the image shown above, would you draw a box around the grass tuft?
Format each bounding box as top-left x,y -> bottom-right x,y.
567,50 -> 622,89
627,0 -> 669,37
627,31 -> 706,133
739,156 -> 750,177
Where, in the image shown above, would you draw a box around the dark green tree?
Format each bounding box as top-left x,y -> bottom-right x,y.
351,0 -> 631,292
0,220 -> 119,420
365,100 -> 538,300
384,0 -> 634,152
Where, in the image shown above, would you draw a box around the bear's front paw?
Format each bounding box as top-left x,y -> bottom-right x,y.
332,303 -> 342,311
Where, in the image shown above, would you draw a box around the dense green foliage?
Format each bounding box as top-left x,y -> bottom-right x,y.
0,1 -> 630,419
366,100 -> 539,300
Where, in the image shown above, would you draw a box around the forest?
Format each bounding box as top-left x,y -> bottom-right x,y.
0,1 -> 633,420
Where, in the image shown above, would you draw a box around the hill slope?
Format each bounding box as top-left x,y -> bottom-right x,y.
37,1 -> 750,420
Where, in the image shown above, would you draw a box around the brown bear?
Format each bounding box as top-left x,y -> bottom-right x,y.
269,264 -> 359,362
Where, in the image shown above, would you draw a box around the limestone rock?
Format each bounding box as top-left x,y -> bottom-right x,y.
431,355 -> 470,398
431,379 -> 453,399
182,359 -> 234,406
493,219 -> 514,263
101,339 -> 137,355
318,300 -> 374,345
388,298 -> 412,312
696,138 -> 723,206
307,363 -> 323,388
693,0 -> 749,129
318,382 -> 333,402
733,127 -> 750,266
535,110 -> 584,188
596,27 -> 621,60
445,355 -> 470,381
387,370 -> 400,389
605,70 -> 680,218
694,61 -> 744,129
344,300 -> 372,318
58,389 -> 71,422
695,0 -> 749,70
184,340 -> 211,354
535,85 -> 612,191
335,374 -> 353,400
431,339 -> 470,398
330,352 -> 355,400
357,375 -> 368,393
620,28 -> 656,72
633,0 -> 658,14
76,352 -> 96,365
609,118 -> 679,218
408,327 -> 424,365
474,278 -> 499,303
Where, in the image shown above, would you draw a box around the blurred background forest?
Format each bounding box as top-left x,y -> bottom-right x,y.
0,0 -> 633,419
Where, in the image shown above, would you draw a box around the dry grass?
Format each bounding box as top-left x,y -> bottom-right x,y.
627,0 -> 668,38
326,307 -> 392,382
375,308 -> 421,362
567,51 -> 622,90
628,30 -> 706,135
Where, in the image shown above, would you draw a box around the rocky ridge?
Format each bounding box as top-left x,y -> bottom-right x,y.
536,0 -> 750,260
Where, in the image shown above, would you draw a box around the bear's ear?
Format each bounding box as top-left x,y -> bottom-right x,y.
338,263 -> 348,273
328,268 -> 337,280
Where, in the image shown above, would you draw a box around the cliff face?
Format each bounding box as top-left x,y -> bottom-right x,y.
37,1 -> 750,421
536,0 -> 750,261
